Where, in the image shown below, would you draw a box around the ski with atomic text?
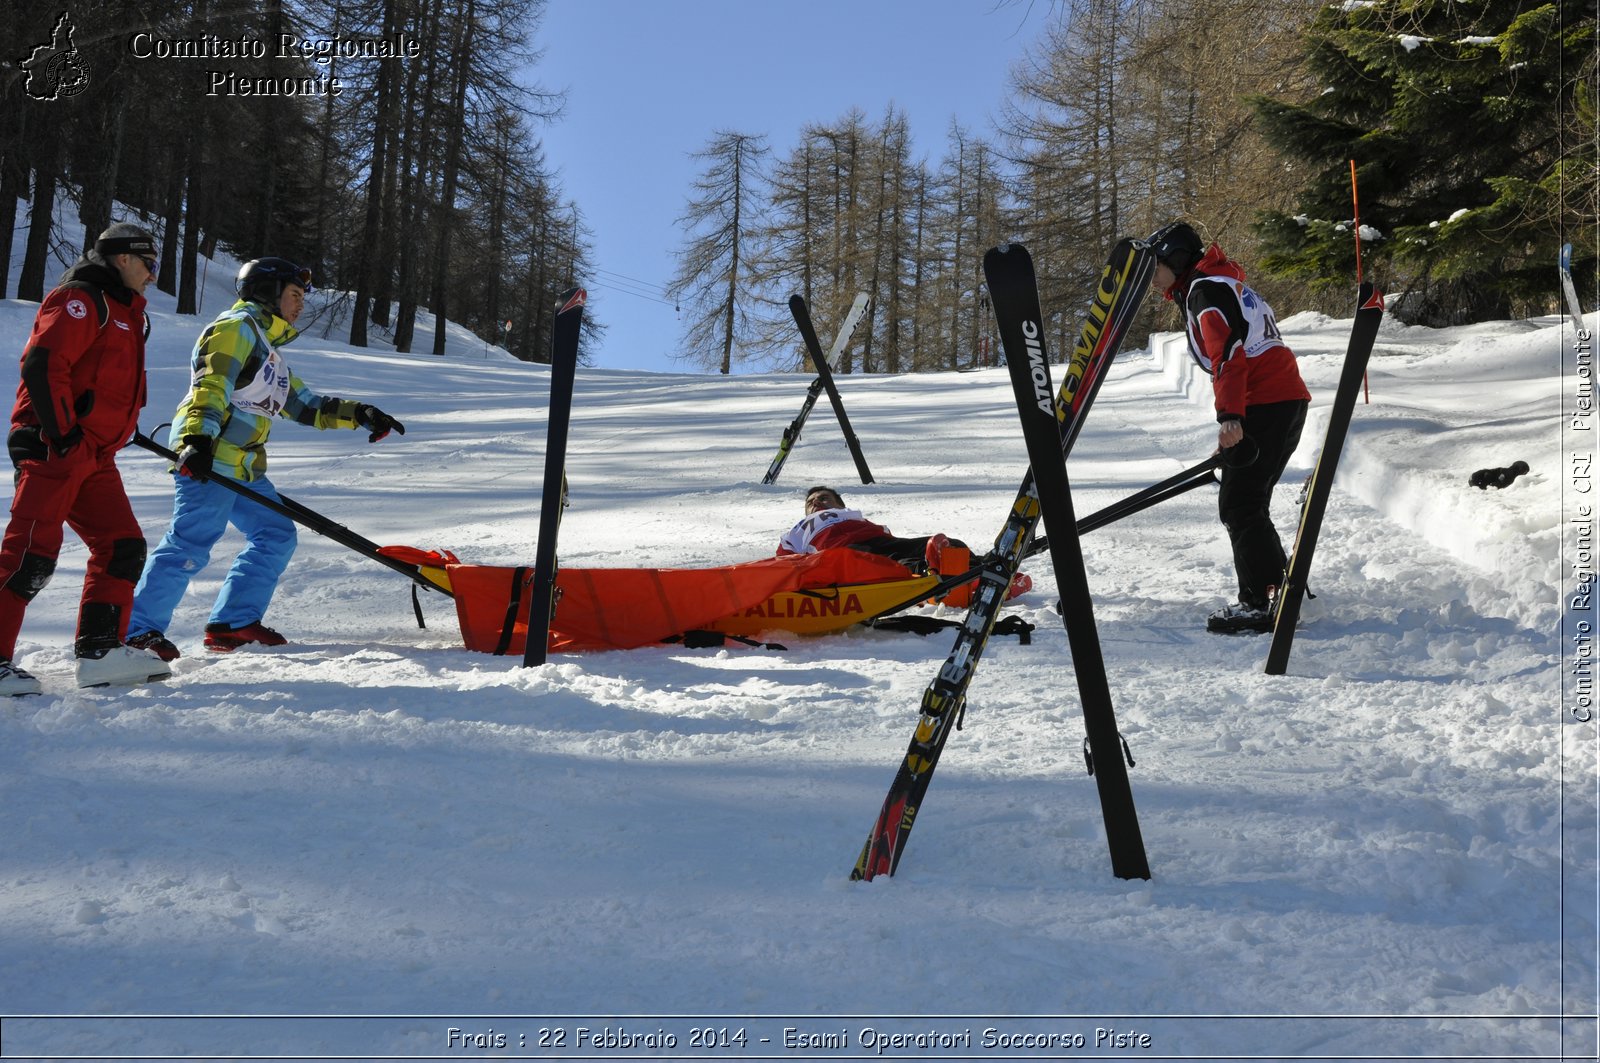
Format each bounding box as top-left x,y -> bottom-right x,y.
851,237 -> 1153,880
523,287 -> 586,666
763,294 -> 871,485
993,243 -> 1150,880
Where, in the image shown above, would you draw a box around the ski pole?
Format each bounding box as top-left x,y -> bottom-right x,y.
129,430 -> 453,599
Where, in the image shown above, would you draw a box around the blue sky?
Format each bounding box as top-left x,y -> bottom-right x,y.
532,0 -> 1051,372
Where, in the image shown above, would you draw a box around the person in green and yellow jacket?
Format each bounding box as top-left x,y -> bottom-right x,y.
126,258 -> 404,659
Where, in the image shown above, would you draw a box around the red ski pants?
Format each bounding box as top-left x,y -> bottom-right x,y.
0,449 -> 146,660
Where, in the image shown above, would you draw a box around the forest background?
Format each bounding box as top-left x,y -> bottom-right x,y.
0,0 -> 1594,373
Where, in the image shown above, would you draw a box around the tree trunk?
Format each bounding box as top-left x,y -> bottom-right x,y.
394,0 -> 439,354
178,170 -> 201,315
369,114 -> 402,328
719,141 -> 743,375
431,0 -> 478,356
0,107 -> 28,298
252,0 -> 286,253
484,124 -> 509,338
19,139 -> 59,302
78,106 -> 126,254
158,154 -> 183,297
349,0 -> 398,347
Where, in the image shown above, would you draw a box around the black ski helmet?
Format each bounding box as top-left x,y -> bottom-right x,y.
236,257 -> 313,308
1148,221 -> 1204,276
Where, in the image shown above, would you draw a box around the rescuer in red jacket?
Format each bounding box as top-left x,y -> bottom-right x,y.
1149,221 -> 1312,634
0,223 -> 172,693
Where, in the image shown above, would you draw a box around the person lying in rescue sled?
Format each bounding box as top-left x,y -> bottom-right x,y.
125,258 -> 405,660
777,485 -> 1030,603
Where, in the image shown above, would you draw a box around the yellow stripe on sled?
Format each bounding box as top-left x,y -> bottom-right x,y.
705,575 -> 940,636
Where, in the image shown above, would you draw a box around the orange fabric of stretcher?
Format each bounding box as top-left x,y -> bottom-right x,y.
447,548 -> 916,654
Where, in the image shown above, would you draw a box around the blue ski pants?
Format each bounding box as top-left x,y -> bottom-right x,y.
129,473 -> 297,636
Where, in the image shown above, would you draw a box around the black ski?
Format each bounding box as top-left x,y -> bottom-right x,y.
994,243 -> 1151,880
852,237 -> 1153,881
789,294 -> 875,485
523,287 -> 586,667
1263,282 -> 1384,675
763,294 -> 871,485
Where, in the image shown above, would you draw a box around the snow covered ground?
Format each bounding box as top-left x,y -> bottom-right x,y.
0,231 -> 1594,1061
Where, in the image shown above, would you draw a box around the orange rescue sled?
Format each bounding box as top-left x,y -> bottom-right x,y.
447,548 -> 934,655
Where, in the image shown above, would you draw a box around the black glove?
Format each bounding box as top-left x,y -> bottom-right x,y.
7,426 -> 48,465
355,404 -> 405,443
176,435 -> 213,481
46,423 -> 82,458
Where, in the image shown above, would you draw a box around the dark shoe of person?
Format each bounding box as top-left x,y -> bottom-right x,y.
1206,597 -> 1276,634
204,621 -> 289,653
127,630 -> 181,662
0,658 -> 43,696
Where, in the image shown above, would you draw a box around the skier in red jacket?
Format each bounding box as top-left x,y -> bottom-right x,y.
0,223 -> 172,693
1149,222 -> 1312,633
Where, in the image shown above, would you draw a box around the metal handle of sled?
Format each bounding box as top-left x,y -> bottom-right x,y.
873,449 -> 1239,622
1030,447 -> 1238,555
129,429 -> 453,600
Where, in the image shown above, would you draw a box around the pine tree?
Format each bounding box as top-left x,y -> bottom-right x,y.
1253,0 -> 1598,323
667,131 -> 769,374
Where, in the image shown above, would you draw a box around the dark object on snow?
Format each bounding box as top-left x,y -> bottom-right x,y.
1469,462 -> 1529,490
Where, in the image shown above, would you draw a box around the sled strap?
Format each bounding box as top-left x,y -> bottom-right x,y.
494,566 -> 532,656
992,614 -> 1035,645
867,615 -> 961,636
868,614 -> 1035,642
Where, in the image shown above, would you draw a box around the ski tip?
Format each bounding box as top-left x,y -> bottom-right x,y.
988,242 -> 1030,261
1360,286 -> 1385,312
789,293 -> 807,311
557,288 -> 587,314
853,831 -> 897,881
851,842 -> 878,882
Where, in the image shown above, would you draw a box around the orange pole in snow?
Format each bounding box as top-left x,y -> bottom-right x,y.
1351,159 -> 1370,403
